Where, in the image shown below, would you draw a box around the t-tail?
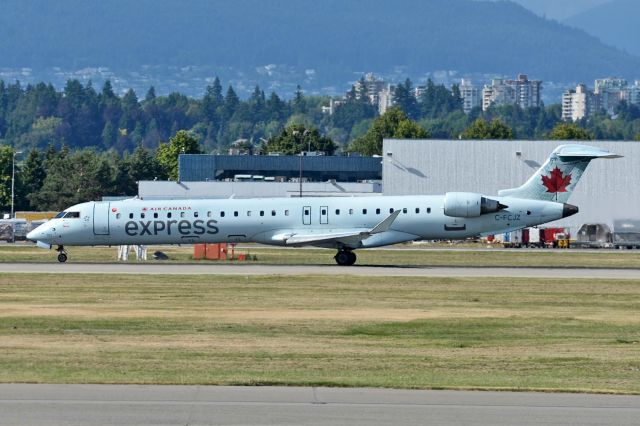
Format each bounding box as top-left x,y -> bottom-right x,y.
498,144 -> 621,203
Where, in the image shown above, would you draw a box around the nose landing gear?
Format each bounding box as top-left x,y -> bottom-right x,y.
335,249 -> 357,266
56,246 -> 67,263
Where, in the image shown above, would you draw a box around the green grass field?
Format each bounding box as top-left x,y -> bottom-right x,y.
1,273 -> 639,393
2,244 -> 640,268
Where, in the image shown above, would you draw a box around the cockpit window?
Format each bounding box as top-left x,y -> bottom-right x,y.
63,211 -> 80,219
54,212 -> 66,219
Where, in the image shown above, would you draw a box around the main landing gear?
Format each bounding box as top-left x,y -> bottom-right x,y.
56,245 -> 67,263
335,249 -> 357,266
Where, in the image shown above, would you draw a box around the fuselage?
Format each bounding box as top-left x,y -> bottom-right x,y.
28,195 -> 569,249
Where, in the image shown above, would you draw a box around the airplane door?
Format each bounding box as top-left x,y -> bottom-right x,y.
302,206 -> 311,225
93,202 -> 110,235
320,206 -> 328,225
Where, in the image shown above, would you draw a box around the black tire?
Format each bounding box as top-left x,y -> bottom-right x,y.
346,251 -> 357,266
335,251 -> 351,266
57,253 -> 67,263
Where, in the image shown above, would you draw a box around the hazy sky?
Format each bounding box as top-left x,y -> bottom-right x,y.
493,0 -> 611,20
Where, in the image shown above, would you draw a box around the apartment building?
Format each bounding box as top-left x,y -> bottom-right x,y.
459,79 -> 482,113
562,84 -> 599,121
482,74 -> 542,111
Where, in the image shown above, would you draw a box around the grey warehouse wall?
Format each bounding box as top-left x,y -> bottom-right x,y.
382,139 -> 638,232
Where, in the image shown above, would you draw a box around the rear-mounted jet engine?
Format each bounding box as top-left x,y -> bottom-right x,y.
444,192 -> 508,218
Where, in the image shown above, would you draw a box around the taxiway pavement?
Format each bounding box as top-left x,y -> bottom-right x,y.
2,262 -> 640,279
0,385 -> 638,426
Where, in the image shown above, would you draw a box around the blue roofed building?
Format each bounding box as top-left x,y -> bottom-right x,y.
178,154 -> 382,182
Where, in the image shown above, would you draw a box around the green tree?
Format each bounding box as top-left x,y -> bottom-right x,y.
393,79 -> 419,119
419,79 -> 463,118
30,149 -> 114,211
262,124 -> 336,155
0,145 -> 14,212
636,133 -> 640,141
461,118 -> 513,140
101,121 -> 117,149
348,108 -> 430,156
292,85 -> 306,114
144,86 -> 156,103
222,86 -> 240,121
549,123 -> 592,140
156,130 -> 202,180
21,149 -> 46,210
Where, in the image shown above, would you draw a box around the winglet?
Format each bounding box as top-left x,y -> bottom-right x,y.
370,210 -> 401,235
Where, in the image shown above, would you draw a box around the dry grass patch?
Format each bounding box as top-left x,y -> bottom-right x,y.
0,273 -> 639,392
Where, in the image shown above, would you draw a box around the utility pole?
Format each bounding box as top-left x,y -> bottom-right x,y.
295,129 -> 309,198
10,150 -> 23,243
299,152 -> 303,198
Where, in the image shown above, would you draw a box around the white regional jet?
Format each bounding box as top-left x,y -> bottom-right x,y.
27,145 -> 620,265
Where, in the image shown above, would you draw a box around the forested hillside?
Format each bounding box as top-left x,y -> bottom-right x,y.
0,0 -> 638,82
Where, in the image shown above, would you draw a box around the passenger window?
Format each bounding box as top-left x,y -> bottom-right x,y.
207,211 -> 212,217
362,209 -> 367,215
141,213 -> 145,219
221,211 -> 225,217
116,213 -> 121,219
285,210 -> 289,216
129,213 -> 134,219
390,208 -> 394,213
403,208 -> 408,214
234,211 -> 239,217
180,212 -> 185,218
260,211 -> 265,217
427,208 -> 431,214
349,209 -> 354,215
304,210 -> 309,216
154,213 -> 158,219
247,211 -> 252,217
415,208 -> 420,214
271,210 -> 276,216
376,208 -> 380,214
322,209 -> 327,215
335,209 -> 340,215
167,212 -> 172,218
194,212 -> 199,218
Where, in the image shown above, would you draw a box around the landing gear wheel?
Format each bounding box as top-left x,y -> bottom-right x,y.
335,250 -> 357,266
56,245 -> 67,263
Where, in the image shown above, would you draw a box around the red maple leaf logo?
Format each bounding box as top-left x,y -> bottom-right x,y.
541,167 -> 572,193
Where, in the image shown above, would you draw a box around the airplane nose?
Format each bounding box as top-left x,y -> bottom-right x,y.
26,230 -> 37,241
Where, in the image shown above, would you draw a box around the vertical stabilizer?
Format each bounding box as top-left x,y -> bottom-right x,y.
498,145 -> 621,202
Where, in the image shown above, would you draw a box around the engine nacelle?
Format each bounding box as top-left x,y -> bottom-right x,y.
444,192 -> 507,218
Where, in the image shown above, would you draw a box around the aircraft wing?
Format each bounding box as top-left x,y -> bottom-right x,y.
284,210 -> 401,246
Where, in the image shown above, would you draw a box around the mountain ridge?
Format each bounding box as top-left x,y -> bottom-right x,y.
0,0 -> 638,83
565,0 -> 640,57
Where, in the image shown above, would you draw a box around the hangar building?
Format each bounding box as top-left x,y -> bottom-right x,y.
138,154 -> 382,199
382,139 -> 639,232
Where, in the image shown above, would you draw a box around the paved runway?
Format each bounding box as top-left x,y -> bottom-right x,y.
2,262 -> 640,279
0,385 -> 638,426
